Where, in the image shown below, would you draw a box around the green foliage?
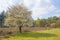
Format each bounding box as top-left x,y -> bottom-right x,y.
40,19 -> 47,27
16,32 -> 57,38
35,18 -> 41,25
55,20 -> 60,28
46,16 -> 60,27
34,16 -> 60,28
35,18 -> 41,27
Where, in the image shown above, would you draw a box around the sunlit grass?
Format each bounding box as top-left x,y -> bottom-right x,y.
1,28 -> 60,40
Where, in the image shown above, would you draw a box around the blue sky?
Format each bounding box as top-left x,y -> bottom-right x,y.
0,0 -> 60,20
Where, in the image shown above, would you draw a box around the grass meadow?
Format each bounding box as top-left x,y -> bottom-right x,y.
1,28 -> 60,40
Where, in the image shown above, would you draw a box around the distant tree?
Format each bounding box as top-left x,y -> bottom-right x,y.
34,16 -> 60,28
51,16 -> 59,23
35,18 -> 41,27
0,11 -> 5,27
5,4 -> 33,33
55,20 -> 60,28
40,19 -> 47,27
41,16 -> 60,27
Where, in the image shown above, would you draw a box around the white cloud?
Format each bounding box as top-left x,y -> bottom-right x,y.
0,0 -> 9,12
0,0 -> 20,12
54,9 -> 60,17
22,0 -> 56,19
0,0 -> 58,19
23,0 -> 33,7
53,14 -> 60,17
48,5 -> 56,11
55,10 -> 60,13
45,0 -> 51,3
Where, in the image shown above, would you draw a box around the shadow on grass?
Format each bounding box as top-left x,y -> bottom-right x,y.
16,32 -> 57,38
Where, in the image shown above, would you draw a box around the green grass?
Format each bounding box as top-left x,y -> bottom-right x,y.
15,32 -> 57,38
1,28 -> 60,40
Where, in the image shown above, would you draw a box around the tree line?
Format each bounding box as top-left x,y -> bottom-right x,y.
34,16 -> 60,28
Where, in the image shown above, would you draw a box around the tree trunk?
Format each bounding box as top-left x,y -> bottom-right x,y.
19,26 -> 22,33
